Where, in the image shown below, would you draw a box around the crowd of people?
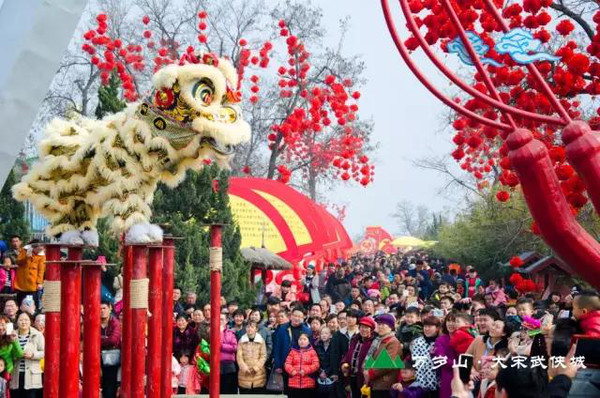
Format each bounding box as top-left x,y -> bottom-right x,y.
1,233 -> 600,398
164,252 -> 599,398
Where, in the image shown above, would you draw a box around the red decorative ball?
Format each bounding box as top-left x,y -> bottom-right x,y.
142,15 -> 150,25
496,190 -> 510,202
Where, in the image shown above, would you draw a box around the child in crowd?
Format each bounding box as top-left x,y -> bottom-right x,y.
449,313 -> 475,354
171,355 -> 181,394
309,317 -> 324,343
572,290 -> 600,336
0,258 -> 15,294
177,351 -> 201,394
391,360 -> 426,398
397,307 -> 423,357
285,333 -> 320,398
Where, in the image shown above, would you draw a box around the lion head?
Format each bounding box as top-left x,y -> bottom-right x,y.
140,52 -> 250,162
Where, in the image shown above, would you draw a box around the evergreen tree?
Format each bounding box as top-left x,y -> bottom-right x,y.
0,170 -> 29,240
95,74 -> 126,119
152,164 -> 256,306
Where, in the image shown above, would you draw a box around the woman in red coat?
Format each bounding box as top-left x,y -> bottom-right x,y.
285,333 -> 320,398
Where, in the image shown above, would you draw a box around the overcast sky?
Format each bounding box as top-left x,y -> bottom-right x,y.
317,1 -> 460,238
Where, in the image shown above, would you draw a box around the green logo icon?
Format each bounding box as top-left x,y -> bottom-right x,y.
363,349 -> 405,369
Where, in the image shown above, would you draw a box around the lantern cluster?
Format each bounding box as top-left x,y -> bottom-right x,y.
405,0 -> 600,218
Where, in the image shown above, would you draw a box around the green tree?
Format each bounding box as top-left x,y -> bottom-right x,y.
95,73 -> 126,119
152,164 -> 256,306
0,170 -> 29,240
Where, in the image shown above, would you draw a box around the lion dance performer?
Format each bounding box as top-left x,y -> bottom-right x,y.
13,52 -> 250,244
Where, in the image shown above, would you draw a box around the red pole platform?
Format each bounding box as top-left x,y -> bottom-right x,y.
147,245 -> 164,398
130,245 -> 149,398
161,238 -> 175,398
59,246 -> 82,398
43,244 -> 61,398
209,225 -> 223,398
121,246 -> 133,398
82,262 -> 102,398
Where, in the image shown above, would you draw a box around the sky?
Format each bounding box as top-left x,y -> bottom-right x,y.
317,1 -> 460,238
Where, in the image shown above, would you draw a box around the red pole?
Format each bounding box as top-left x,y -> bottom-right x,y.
121,246 -> 132,398
43,244 -> 61,398
59,246 -> 82,398
161,238 -> 175,398
130,245 -> 148,398
209,225 -> 223,398
146,245 -> 164,398
82,263 -> 102,398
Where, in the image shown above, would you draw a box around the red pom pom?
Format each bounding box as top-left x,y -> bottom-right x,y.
278,19 -> 286,28
280,29 -> 289,37
239,39 -> 247,46
567,53 -> 590,75
203,159 -> 212,165
97,13 -> 107,23
509,256 -> 524,268
509,273 -> 523,285
142,15 -> 150,25
341,172 -> 350,181
352,91 -> 361,100
198,11 -> 207,19
250,85 -> 259,93
143,30 -> 152,39
198,34 -> 207,44
556,19 -> 574,36
325,75 -> 335,85
242,165 -> 251,174
496,190 -> 510,202
556,164 -> 574,180
250,95 -> 259,104
198,22 -> 207,31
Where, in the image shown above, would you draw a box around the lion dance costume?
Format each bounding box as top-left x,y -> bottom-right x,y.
13,53 -> 250,245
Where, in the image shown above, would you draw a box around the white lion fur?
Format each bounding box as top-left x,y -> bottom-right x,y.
13,60 -> 249,239
125,223 -> 164,244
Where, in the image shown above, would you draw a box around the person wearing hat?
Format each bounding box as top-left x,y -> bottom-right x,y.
341,316 -> 376,398
364,314 -> 401,398
15,239 -> 45,307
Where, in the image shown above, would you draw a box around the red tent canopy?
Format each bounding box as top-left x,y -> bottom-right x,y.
228,177 -> 352,264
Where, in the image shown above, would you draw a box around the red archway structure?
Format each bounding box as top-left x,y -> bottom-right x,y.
228,177 -> 353,265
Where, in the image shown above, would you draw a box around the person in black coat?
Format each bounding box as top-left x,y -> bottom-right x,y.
329,310 -> 361,398
315,326 -> 334,398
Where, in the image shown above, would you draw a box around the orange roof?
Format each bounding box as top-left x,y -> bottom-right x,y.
229,177 -> 352,263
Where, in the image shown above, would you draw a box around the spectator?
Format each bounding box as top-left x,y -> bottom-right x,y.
464,268 -> 481,298
309,317 -> 324,343
33,314 -> 44,335
330,309 -> 358,398
183,292 -> 197,316
303,265 -> 321,305
173,288 -> 184,316
572,290 -> 600,336
365,314 -> 401,398
390,360 -> 426,398
100,301 -> 120,398
409,316 -> 440,394
10,312 -> 44,397
433,313 -> 459,398
284,333 -> 320,398
0,316 -> 22,375
237,321 -> 267,394
0,258 -> 15,294
273,307 -> 311,392
315,326 -> 333,398
309,303 -> 323,319
189,309 -> 205,333
230,309 -> 246,340
197,303 -> 212,342
485,280 -> 506,307
4,236 -> 22,266
342,316 -> 376,398
326,266 -> 351,303
219,313 -> 238,394
467,318 -> 511,374
177,350 -> 201,394
397,307 -> 423,357
171,355 -> 181,395
173,314 -> 198,358
320,299 -> 332,316
0,357 -> 8,398
14,240 -> 45,307
449,313 -> 475,354
246,309 -> 273,358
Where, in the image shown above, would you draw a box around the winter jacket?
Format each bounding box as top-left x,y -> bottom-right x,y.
0,268 -> 15,291
325,274 -> 351,303
10,327 -> 45,390
366,333 -> 401,391
273,322 -> 311,370
465,336 -> 507,372
284,346 -> 320,389
303,274 -> 320,304
0,340 -> 23,374
217,328 -> 237,364
579,310 -> 600,336
485,286 -> 507,306
101,316 -> 121,350
433,334 -> 457,398
342,334 -> 375,388
464,277 -> 482,298
409,335 -> 438,391
315,340 -> 332,376
237,333 -> 267,389
173,325 -> 199,358
330,328 -> 353,376
178,364 -> 202,395
449,326 -> 475,355
239,324 -> 273,359
15,250 -> 45,292
396,322 -> 423,357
